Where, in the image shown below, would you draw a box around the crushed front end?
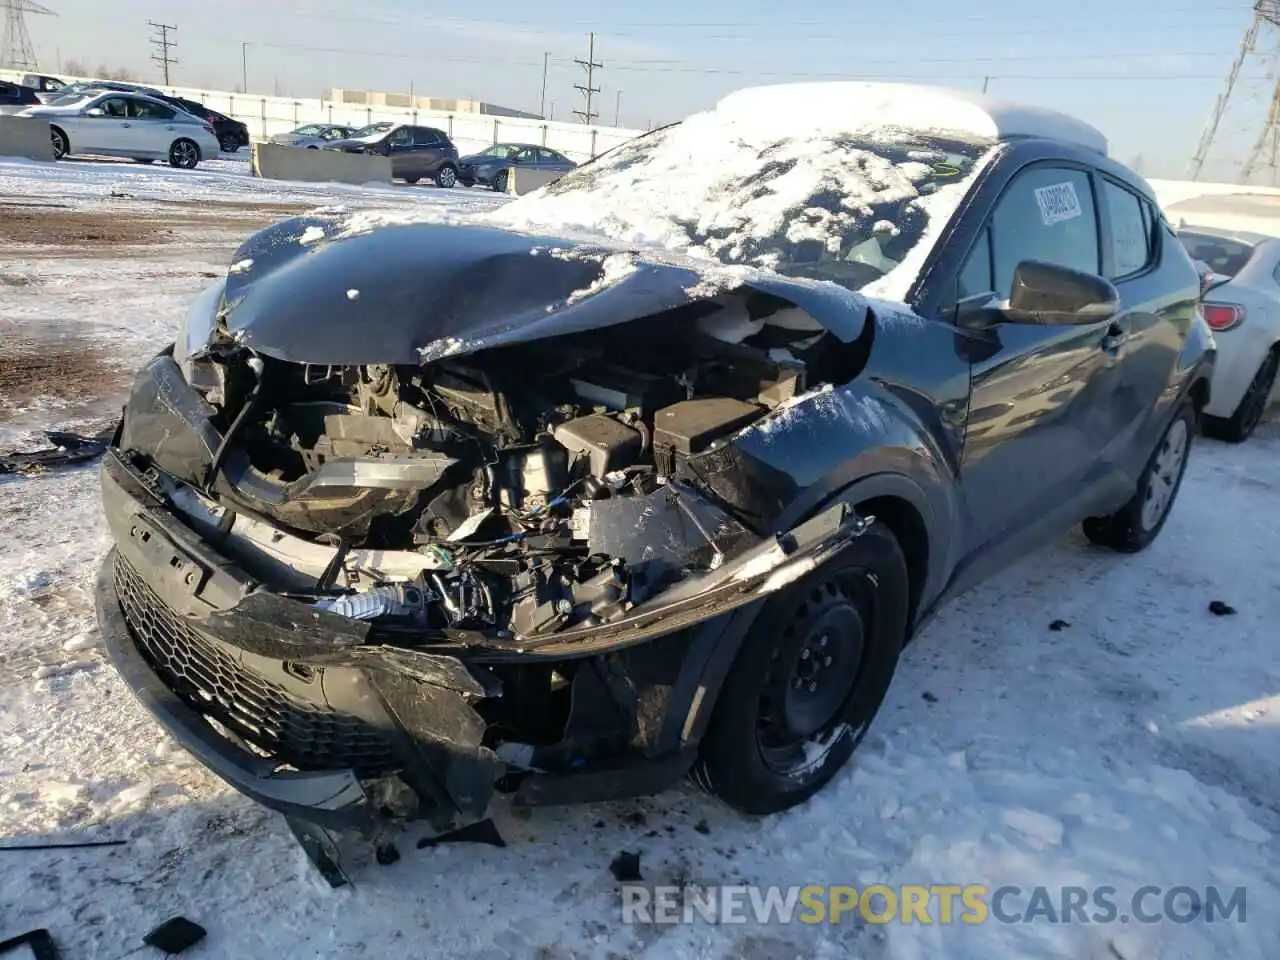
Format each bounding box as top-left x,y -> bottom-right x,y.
95,221 -> 880,875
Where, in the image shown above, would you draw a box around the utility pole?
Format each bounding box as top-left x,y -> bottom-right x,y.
981,75 -> 991,94
614,88 -> 622,126
540,51 -> 549,118
241,41 -> 248,93
149,20 -> 177,85
2,0 -> 56,72
573,32 -> 601,125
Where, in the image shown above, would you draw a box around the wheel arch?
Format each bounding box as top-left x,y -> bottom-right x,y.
653,471 -> 945,759
50,123 -> 68,154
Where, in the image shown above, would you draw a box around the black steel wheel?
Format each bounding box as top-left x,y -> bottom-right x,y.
692,522 -> 909,815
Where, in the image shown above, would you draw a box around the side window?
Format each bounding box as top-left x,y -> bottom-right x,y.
131,100 -> 174,120
990,166 -> 1099,295
514,148 -> 536,163
388,126 -> 411,145
1101,180 -> 1153,278
957,227 -> 994,299
100,98 -> 128,118
413,128 -> 441,146
538,148 -> 563,163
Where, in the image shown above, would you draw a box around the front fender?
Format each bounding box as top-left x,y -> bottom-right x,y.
679,380 -> 961,608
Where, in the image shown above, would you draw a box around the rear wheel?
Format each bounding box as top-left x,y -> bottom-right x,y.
434,164 -> 458,188
692,523 -> 909,815
219,134 -> 240,153
50,126 -> 68,160
492,169 -> 509,193
1203,349 -> 1278,443
168,138 -> 200,169
1083,402 -> 1194,552
403,175 -> 421,185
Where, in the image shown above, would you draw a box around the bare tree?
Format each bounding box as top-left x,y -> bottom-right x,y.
95,64 -> 138,82
63,57 -> 88,77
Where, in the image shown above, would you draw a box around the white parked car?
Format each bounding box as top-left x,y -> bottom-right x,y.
18,90 -> 221,169
1177,226 -> 1280,441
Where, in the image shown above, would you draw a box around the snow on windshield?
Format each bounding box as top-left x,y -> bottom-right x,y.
489,92 -> 996,299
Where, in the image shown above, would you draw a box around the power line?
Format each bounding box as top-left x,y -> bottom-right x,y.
149,20 -> 177,85
573,32 -> 601,124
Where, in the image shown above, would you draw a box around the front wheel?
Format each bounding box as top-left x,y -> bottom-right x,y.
1083,402 -> 1194,553
403,175 -> 421,185
219,135 -> 240,153
50,126 -> 68,160
434,164 -> 458,188
1204,349 -> 1278,443
691,523 -> 909,815
168,138 -> 200,169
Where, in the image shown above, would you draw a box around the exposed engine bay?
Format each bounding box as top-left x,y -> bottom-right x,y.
168,293 -> 871,641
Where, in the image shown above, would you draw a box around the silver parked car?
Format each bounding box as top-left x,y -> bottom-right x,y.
19,91 -> 221,168
269,123 -> 355,149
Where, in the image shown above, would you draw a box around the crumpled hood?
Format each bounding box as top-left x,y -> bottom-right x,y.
213,215 -> 877,366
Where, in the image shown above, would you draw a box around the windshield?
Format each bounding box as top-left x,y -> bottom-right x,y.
480,145 -> 518,158
492,116 -> 991,295
351,122 -> 393,138
1177,231 -> 1255,279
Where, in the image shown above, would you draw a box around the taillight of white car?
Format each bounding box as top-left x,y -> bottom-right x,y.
1201,303 -> 1246,332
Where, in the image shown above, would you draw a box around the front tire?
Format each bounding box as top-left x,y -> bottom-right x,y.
403,175 -> 421,185
1083,402 -> 1194,553
692,523 -> 909,815
168,138 -> 200,169
50,126 -> 68,160
1203,349 -> 1278,443
434,164 -> 458,189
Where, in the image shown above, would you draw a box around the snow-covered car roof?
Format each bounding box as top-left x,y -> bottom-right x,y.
715,82 -> 1109,155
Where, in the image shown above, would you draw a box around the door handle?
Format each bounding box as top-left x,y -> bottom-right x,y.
1100,321 -> 1128,353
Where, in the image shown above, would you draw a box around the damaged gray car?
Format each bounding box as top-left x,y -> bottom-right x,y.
95,83 -> 1214,880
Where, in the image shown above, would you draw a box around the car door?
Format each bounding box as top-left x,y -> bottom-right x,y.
77,95 -> 132,153
1094,178 -> 1191,473
385,126 -> 414,176
128,98 -> 181,157
410,127 -> 447,176
951,163 -> 1130,557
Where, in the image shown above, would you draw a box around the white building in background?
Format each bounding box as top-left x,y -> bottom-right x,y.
327,88 -> 542,120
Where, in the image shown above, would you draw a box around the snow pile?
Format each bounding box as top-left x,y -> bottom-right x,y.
489,84 -> 1000,299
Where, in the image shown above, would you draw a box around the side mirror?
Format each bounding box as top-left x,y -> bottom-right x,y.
85,107 -> 104,117
1006,260 -> 1119,325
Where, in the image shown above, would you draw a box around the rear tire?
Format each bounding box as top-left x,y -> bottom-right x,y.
403,175 -> 421,185
1083,402 -> 1194,553
219,135 -> 240,153
434,164 -> 458,189
50,126 -> 68,160
492,169 -> 509,193
168,138 -> 200,169
1203,348 -> 1278,443
692,523 -> 909,815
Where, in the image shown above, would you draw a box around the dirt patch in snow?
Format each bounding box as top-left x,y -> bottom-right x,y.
0,333 -> 128,421
0,200 -> 310,252
0,204 -> 162,246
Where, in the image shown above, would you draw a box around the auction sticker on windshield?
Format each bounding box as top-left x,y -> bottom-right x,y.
1034,182 -> 1082,226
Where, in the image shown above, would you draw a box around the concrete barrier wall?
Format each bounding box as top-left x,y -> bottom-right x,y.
0,116 -> 53,162
506,167 -> 565,196
252,142 -> 391,184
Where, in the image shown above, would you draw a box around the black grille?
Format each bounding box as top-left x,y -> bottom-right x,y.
113,555 -> 399,776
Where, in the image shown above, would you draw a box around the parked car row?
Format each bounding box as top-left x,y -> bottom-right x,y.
3,74 -> 248,165
268,120 -> 578,189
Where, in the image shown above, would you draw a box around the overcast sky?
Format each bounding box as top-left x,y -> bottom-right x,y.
20,0 -> 1271,179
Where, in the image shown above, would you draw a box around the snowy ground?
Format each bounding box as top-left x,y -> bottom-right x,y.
0,157 -> 1277,960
